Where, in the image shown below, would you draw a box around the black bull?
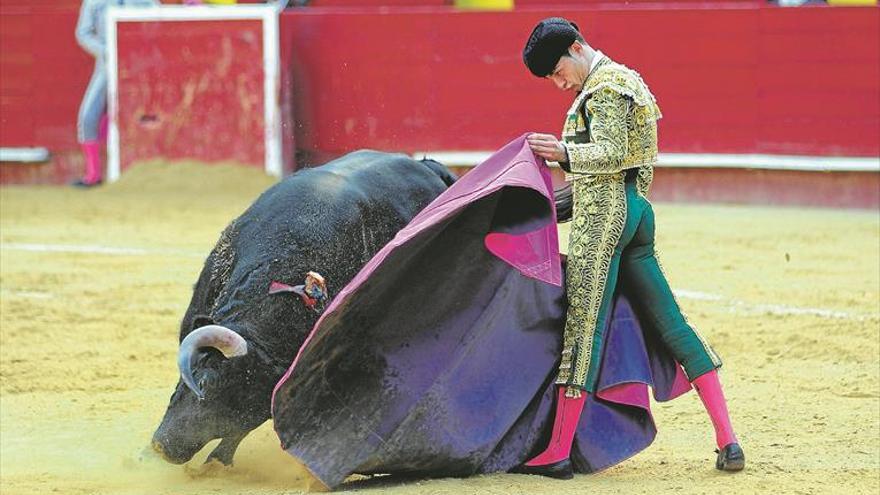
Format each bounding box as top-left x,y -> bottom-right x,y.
151,151 -> 457,465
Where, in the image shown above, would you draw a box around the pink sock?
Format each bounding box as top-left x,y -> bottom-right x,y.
98,113 -> 109,143
693,370 -> 738,450
525,387 -> 586,466
81,141 -> 102,184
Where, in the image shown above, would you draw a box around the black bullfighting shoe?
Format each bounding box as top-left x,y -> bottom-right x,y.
510,458 -> 574,480
715,443 -> 745,472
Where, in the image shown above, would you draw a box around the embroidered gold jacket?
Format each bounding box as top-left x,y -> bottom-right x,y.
555,56 -> 664,390
560,56 -> 662,189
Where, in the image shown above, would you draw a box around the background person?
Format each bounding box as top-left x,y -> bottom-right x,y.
74,0 -> 157,187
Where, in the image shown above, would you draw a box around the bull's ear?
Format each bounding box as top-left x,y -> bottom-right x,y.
191,314 -> 215,329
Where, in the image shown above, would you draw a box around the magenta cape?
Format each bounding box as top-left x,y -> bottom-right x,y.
271,135 -> 692,489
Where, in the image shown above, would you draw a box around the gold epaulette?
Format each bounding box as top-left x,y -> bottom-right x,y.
583,62 -> 663,120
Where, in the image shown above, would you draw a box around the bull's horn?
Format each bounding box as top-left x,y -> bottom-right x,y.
177,325 -> 248,400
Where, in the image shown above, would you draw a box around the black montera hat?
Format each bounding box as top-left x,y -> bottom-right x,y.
522,17 -> 582,77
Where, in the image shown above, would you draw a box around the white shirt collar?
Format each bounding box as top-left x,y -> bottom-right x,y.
589,50 -> 605,75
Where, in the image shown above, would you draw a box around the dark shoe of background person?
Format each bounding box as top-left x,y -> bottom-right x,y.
70,178 -> 102,188
715,442 -> 745,472
510,458 -> 574,480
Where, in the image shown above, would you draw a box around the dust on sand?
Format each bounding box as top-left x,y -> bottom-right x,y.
1,162 -> 878,494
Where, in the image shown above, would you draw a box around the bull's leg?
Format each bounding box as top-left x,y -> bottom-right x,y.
205,432 -> 248,466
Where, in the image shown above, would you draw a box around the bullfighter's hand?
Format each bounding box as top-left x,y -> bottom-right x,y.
527,133 -> 568,163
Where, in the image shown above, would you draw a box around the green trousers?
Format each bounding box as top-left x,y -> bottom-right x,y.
580,177 -> 721,392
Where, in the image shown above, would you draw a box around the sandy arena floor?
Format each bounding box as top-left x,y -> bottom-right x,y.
1,162 -> 878,494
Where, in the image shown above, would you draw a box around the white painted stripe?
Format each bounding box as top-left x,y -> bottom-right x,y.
412,151 -> 490,166
0,289 -> 53,300
0,148 -> 50,163
672,289 -> 724,302
0,243 -> 202,258
108,5 -> 275,22
673,289 -> 874,321
731,301 -> 856,320
412,151 -> 880,172
657,153 -> 880,172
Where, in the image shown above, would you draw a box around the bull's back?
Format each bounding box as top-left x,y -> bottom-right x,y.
297,150 -> 451,212
240,151 -> 450,246
184,151 -> 453,343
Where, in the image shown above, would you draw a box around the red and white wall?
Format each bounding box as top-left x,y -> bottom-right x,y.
1,1 -> 878,207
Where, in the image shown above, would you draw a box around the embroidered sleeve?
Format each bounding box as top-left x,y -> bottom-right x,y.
563,88 -> 631,175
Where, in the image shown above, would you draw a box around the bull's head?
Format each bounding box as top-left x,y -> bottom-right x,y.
151,324 -> 277,465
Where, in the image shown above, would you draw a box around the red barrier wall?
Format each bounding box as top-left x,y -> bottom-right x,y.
1,2 -> 878,197
280,4 -> 879,161
0,2 -> 93,150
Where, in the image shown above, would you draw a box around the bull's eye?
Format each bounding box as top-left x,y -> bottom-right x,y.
197,369 -> 222,396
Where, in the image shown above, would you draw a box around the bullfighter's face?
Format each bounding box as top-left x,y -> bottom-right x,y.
546,42 -> 590,93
